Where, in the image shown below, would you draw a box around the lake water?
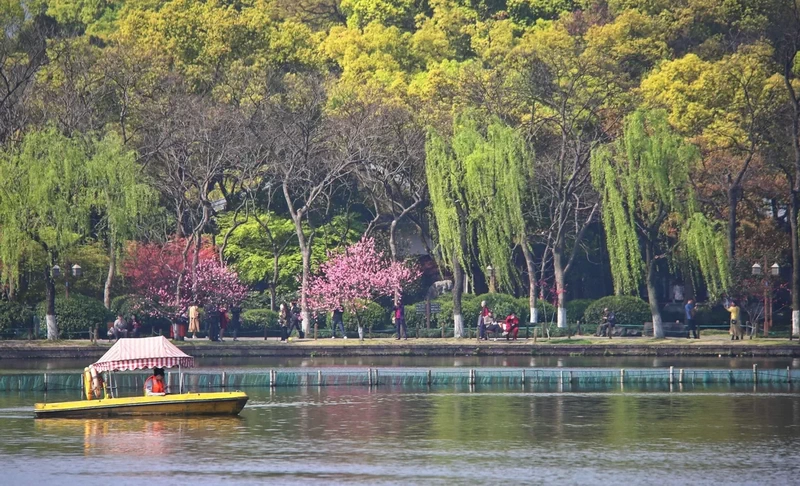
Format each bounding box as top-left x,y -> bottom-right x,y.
2,357 -> 800,484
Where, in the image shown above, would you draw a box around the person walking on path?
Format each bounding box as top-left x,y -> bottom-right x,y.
229,305 -> 241,341
727,301 -> 743,340
219,307 -> 229,341
685,299 -> 698,339
331,307 -> 347,339
393,302 -> 407,340
288,301 -> 303,339
278,303 -> 289,342
477,301 -> 491,341
188,304 -> 200,339
206,306 -> 220,342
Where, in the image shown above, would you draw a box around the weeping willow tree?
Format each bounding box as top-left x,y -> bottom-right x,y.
463,121 -> 540,323
591,110 -> 729,338
426,124 -> 473,338
0,127 -> 94,339
86,132 -> 158,309
426,116 -> 532,337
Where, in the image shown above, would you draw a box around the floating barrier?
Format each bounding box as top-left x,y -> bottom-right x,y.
1,367 -> 798,392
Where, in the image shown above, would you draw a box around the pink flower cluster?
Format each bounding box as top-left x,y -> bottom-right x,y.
124,240 -> 248,320
306,237 -> 419,314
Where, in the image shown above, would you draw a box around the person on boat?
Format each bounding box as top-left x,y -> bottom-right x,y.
504,312 -> 520,341
144,367 -> 166,396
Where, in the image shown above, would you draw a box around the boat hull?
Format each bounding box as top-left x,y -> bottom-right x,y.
34,392 -> 248,418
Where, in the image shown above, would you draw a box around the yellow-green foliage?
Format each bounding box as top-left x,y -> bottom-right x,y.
591,110 -> 728,296
426,116 -> 531,291
463,120 -> 530,291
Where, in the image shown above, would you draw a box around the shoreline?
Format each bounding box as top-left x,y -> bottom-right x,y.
1,336 -> 799,360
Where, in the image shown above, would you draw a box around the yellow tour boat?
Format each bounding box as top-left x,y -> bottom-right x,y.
34,336 -> 248,419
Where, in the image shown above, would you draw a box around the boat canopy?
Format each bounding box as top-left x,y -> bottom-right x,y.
93,336 -> 194,372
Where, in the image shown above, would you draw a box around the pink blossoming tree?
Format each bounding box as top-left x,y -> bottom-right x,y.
306,237 -> 419,339
125,241 -> 248,322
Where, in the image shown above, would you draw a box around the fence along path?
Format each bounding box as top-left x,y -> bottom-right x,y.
0,366 -> 797,392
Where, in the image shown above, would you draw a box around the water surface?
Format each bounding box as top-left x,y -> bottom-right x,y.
2,383 -> 799,484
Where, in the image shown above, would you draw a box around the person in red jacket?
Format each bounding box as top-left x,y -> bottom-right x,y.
144,367 -> 166,396
504,312 -> 520,341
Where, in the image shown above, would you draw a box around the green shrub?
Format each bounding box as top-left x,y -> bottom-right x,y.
242,309 -> 280,331
584,296 -> 651,326
36,294 -> 112,337
109,294 -> 171,335
566,299 -> 594,323
516,297 -> 557,324
0,301 -> 33,337
242,291 -> 272,310
434,294 -> 482,329
407,293 -> 559,331
344,301 -> 389,330
695,305 -> 730,326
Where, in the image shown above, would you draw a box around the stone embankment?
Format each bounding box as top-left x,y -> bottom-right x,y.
1,336 -> 799,360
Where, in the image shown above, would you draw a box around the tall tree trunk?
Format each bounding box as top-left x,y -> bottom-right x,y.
299,242 -> 311,334
791,192 -> 800,337
646,242 -> 664,338
521,239 -> 537,325
553,243 -> 567,328
452,251 -> 464,338
45,251 -> 58,340
191,232 -> 201,299
104,236 -> 116,309
727,185 -> 739,259
389,219 -> 399,261
270,254 -> 279,312
783,59 -> 800,335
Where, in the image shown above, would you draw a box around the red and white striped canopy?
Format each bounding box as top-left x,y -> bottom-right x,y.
92,336 -> 194,372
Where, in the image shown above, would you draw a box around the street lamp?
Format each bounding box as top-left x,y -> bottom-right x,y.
52,263 -> 82,298
486,264 -> 496,293
752,261 -> 780,336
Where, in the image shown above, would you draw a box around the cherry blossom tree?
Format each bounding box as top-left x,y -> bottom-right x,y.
306,237 -> 419,339
124,239 -> 248,321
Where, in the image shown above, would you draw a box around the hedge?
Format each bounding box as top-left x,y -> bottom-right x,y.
584,296 -> 651,327
403,293 -> 557,331
343,301 -> 390,330
36,294 -> 113,337
566,299 -> 595,324
0,301 -> 33,337
241,309 -> 280,331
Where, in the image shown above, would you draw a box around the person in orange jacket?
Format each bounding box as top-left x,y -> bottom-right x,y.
504,312 -> 520,341
144,367 -> 166,396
